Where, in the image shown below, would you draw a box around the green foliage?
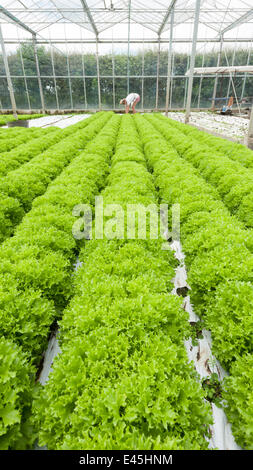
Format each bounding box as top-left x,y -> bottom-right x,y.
0,112 -> 109,242
182,215 -> 249,266
0,126 -> 51,153
2,45 -> 251,109
153,113 -> 253,228
0,338 -> 34,450
205,282 -> 253,371
34,114 -> 212,450
0,273 -> 55,359
0,113 -> 121,449
201,373 -> 222,407
0,113 -> 119,363
134,113 -> 253,449
0,193 -> 24,243
0,126 -> 66,177
2,112 -> 252,450
223,355 -> 253,450
35,334 -> 211,450
156,113 -> 253,169
0,114 -> 44,127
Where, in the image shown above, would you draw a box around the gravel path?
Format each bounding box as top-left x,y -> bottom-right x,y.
163,111 -> 249,142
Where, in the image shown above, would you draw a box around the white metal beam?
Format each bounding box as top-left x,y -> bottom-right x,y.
80,0 -> 99,36
247,105 -> 253,149
0,23 -> 17,118
0,5 -> 35,35
221,8 -> 253,35
165,7 -> 174,116
158,0 -> 177,36
155,35 -> 161,110
32,34 -> 45,113
186,66 -> 253,75
2,38 -> 253,44
127,0 -> 131,95
96,37 -> 101,110
211,35 -> 223,110
185,0 -> 201,124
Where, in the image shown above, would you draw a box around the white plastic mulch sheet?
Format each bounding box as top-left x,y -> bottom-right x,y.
51,114 -> 91,128
170,240 -> 241,450
27,115 -> 71,128
2,114 -> 91,129
163,111 -> 249,141
38,331 -> 61,387
28,114 -> 91,128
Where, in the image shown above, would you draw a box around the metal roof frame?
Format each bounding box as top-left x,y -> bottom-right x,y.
158,0 -> 177,36
221,8 -> 253,35
0,1 -> 252,39
80,0 -> 99,36
0,4 -> 36,35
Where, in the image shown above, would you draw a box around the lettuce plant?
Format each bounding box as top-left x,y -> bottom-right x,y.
34,114 -> 212,450
223,355 -> 253,449
148,114 -> 253,228
0,112 -> 111,242
0,338 -> 34,450
134,113 -> 253,449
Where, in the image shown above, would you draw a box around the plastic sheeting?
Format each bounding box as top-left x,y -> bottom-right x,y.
28,114 -> 91,128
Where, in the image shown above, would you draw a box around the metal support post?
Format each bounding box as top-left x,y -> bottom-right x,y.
66,49 -> 73,110
127,0 -> 131,95
183,55 -> 189,109
32,33 -> 45,112
155,36 -> 161,110
141,40 -> 144,108
241,42 -> 251,101
50,42 -> 59,111
197,52 -> 205,109
185,0 -> 201,124
211,35 -> 223,110
165,7 -> 174,116
0,24 -> 17,118
226,46 -> 236,99
247,104 -> 253,149
81,31 -> 87,110
82,54 -> 87,110
112,38 -> 115,109
19,41 -> 31,110
96,36 -> 101,110
170,52 -> 174,109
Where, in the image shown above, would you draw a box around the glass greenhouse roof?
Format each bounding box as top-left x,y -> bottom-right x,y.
0,0 -> 253,40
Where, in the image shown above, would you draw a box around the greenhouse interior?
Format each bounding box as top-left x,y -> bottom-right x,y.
0,0 -> 253,457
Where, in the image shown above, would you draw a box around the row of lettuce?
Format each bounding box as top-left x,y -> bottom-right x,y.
1,112 -> 251,449
0,126 -> 56,153
0,117 -> 95,178
0,114 -> 44,127
0,112 -> 110,243
134,114 -> 253,449
152,113 -> 253,229
0,112 -> 120,449
33,114 -> 212,450
159,114 -> 253,169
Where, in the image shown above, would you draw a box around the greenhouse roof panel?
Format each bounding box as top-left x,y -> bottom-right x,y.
0,0 -> 252,38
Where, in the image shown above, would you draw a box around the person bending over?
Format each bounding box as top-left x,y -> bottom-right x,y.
120,93 -> 140,114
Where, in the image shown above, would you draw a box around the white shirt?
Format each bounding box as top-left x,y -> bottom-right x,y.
125,93 -> 140,106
